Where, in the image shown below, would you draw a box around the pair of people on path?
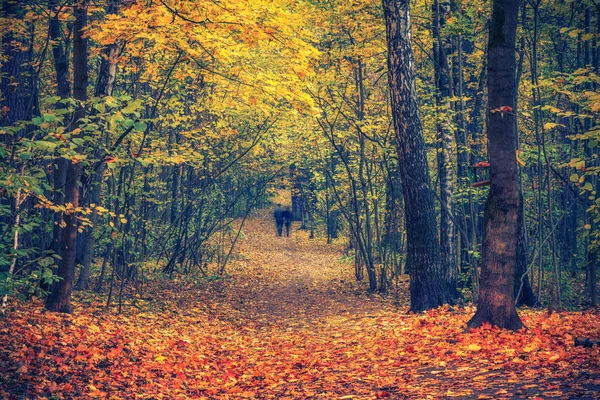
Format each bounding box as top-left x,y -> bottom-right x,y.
273,204 -> 292,237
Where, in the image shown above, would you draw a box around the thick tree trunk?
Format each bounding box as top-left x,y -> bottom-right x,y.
0,0 -> 34,129
48,0 -> 71,268
382,0 -> 456,312
467,0 -> 523,330
46,0 -> 88,313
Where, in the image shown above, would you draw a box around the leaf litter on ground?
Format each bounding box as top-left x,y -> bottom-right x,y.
1,209 -> 599,399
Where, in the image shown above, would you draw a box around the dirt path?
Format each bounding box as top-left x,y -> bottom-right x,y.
226,208 -> 398,327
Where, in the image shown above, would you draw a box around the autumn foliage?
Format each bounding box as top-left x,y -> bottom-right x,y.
1,211 -> 599,399
2,0 -> 600,396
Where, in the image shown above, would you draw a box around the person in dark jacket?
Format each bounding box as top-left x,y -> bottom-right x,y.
273,204 -> 285,236
282,207 -> 292,237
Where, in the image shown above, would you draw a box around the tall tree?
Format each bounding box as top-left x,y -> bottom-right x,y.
75,0 -> 122,290
45,0 -> 89,313
467,0 -> 523,330
0,0 -> 35,130
432,0 -> 458,299
382,0 -> 456,311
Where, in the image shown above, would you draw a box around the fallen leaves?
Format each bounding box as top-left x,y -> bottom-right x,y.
1,211 -> 599,399
1,299 -> 599,399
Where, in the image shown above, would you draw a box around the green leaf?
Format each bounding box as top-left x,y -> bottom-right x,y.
34,141 -> 58,152
134,121 -> 147,132
94,103 -> 106,114
105,96 -> 120,108
123,99 -> 143,114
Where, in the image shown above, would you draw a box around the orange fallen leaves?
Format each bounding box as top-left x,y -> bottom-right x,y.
2,293 -> 599,399
1,212 -> 599,399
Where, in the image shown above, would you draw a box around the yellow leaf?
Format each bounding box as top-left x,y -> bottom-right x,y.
467,343 -> 481,352
516,150 -> 526,167
543,122 -> 564,130
523,343 -> 538,353
548,354 -> 561,362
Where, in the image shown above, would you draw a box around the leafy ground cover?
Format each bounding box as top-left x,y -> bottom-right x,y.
1,210 -> 599,399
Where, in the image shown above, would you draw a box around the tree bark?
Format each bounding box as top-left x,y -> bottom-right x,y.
432,0 -> 458,299
382,0 -> 456,311
48,0 -> 71,267
46,0 -> 88,313
290,164 -> 304,223
467,0 -> 523,330
515,192 -> 537,307
0,0 -> 34,129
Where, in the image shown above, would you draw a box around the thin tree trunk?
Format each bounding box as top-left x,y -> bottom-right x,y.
513,1 -> 537,307
76,0 -> 121,290
1,188 -> 23,314
433,0 -> 458,299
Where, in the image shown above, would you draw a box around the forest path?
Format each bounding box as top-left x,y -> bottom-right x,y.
224,207 -> 398,328
3,209 -> 599,399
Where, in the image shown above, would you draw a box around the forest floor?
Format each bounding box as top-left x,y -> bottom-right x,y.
1,208 -> 600,399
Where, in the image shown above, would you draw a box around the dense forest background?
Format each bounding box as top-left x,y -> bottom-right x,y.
2,0 -> 600,398
1,0 -> 599,315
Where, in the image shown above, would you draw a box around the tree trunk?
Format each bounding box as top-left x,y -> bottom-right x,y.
290,164 -> 304,222
432,0 -> 458,299
467,0 -> 523,330
515,192 -> 537,307
47,0 -> 71,277
46,0 -> 88,313
0,0 -> 34,129
76,0 -> 121,290
382,0 -> 456,312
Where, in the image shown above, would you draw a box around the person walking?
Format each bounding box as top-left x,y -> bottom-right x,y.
273,204 -> 285,236
282,207 -> 292,237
